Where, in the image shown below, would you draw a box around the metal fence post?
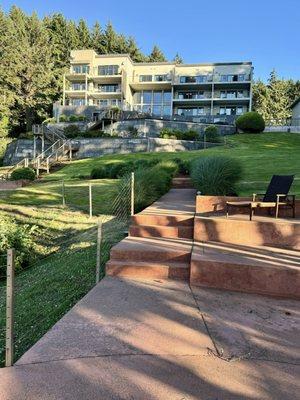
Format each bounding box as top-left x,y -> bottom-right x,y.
62,180 -> 66,207
131,172 -> 135,216
96,221 -> 102,283
89,183 -> 93,218
6,249 -> 15,367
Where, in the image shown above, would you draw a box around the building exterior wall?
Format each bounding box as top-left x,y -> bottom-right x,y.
292,101 -> 300,119
60,50 -> 253,122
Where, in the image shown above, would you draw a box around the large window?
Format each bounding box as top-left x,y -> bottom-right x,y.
177,107 -> 205,116
98,65 -> 119,75
139,75 -> 152,82
154,74 -> 169,82
133,90 -> 172,116
94,99 -> 121,107
219,106 -> 243,115
98,84 -> 120,92
220,74 -> 248,82
70,98 -> 86,106
178,91 -> 206,100
71,83 -> 86,91
72,65 -> 90,74
179,75 -> 212,84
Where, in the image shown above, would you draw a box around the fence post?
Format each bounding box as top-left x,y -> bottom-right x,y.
62,180 -> 66,207
89,183 -> 93,218
131,172 -> 135,216
6,249 -> 15,367
96,221 -> 102,283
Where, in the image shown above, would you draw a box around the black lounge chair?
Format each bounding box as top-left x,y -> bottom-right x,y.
226,175 -> 296,220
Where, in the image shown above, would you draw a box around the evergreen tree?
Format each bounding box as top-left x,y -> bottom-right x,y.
77,19 -> 91,49
148,45 -> 167,62
103,22 -> 118,53
252,80 -> 269,121
173,53 -> 183,64
8,8 -> 54,131
91,21 -> 106,54
267,70 -> 291,121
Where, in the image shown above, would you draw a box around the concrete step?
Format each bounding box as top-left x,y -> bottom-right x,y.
129,224 -> 193,239
132,214 -> 194,227
190,242 -> 300,299
110,237 -> 193,263
106,260 -> 190,280
194,215 -> 300,251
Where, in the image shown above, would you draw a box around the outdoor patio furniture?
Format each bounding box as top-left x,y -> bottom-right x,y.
226,175 -> 295,220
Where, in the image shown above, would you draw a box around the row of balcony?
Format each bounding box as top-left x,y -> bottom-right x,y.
68,66 -> 252,84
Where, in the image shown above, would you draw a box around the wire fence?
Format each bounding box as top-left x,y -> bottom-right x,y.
0,173 -> 133,367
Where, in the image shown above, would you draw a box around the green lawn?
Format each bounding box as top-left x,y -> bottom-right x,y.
0,131 -> 299,366
42,132 -> 300,195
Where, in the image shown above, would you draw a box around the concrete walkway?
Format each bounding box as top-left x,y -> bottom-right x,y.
0,278 -> 299,400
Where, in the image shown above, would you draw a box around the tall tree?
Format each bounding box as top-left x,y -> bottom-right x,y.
103,22 -> 118,53
77,19 -> 91,48
91,21 -> 106,54
8,8 -> 54,131
267,70 -> 291,121
173,53 -> 183,64
148,45 -> 167,62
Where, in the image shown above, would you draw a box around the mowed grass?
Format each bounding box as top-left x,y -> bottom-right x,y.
42,132 -> 300,195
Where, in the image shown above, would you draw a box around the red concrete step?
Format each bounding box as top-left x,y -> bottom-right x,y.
194,215 -> 300,251
190,242 -> 300,299
129,224 -> 194,239
106,260 -> 190,280
110,237 -> 193,263
132,214 -> 194,227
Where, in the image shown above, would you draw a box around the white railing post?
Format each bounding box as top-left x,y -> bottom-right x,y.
5,249 -> 15,367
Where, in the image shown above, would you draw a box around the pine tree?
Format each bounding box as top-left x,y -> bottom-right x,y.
267,70 -> 291,121
103,22 -> 118,53
91,22 -> 105,54
173,53 -> 183,64
252,80 -> 269,121
126,37 -> 147,62
8,8 -> 54,131
77,19 -> 91,49
148,45 -> 167,62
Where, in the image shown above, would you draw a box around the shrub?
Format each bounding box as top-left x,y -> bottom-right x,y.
78,115 -> 86,121
204,125 -> 222,143
0,215 -> 39,276
59,115 -> 68,122
190,156 -> 243,195
128,125 -> 139,138
90,166 -> 108,179
42,117 -> 55,125
182,130 -> 199,141
11,167 -> 35,181
236,111 -> 265,133
63,124 -> 82,138
69,115 -> 78,122
172,158 -> 190,175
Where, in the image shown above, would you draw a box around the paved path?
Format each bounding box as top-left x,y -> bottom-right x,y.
0,277 -> 299,400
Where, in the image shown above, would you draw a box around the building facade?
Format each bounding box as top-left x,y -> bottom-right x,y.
61,50 -> 253,122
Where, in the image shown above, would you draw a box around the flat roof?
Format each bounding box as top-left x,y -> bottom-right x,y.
73,50 -> 252,67
291,97 -> 300,108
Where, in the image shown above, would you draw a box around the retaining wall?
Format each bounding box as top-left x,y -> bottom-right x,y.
3,137 -> 219,165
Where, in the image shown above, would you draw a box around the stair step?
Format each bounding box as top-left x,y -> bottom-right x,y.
190,242 -> 300,299
110,237 -> 193,263
106,260 -> 190,281
172,177 -> 193,189
132,214 -> 194,227
129,224 -> 193,239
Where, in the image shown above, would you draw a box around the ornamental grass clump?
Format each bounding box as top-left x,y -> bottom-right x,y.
190,156 -> 243,195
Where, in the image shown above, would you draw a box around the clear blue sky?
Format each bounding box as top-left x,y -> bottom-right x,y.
2,0 -> 300,81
